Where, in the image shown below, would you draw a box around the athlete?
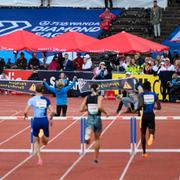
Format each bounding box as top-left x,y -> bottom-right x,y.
80,84 -> 108,163
138,81 -> 161,158
43,76 -> 77,117
24,84 -> 55,165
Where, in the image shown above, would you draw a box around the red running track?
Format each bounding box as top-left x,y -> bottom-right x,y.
0,95 -> 179,179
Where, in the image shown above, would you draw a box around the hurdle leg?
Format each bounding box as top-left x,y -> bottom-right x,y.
30,118 -> 34,155
130,117 -> 133,155
133,117 -> 137,154
83,117 -> 87,154
80,117 -> 84,155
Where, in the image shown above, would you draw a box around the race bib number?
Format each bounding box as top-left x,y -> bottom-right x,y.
144,94 -> 155,104
88,104 -> 98,114
36,99 -> 47,109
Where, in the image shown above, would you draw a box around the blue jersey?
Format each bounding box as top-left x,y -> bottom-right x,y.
141,92 -> 157,113
28,96 -> 51,118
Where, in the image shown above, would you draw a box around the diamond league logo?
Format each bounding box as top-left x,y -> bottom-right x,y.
0,21 -> 32,36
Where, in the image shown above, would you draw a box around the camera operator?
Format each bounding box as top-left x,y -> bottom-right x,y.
93,62 -> 108,80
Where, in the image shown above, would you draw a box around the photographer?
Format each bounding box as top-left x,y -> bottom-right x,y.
168,73 -> 180,102
93,62 -> 108,80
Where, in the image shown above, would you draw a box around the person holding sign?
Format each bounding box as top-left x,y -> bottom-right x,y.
24,84 -> 55,165
80,84 -> 108,163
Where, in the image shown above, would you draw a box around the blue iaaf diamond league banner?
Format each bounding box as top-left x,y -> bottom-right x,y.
0,8 -> 121,38
78,78 -> 137,93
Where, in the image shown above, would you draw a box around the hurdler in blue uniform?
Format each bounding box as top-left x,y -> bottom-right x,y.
24,84 -> 54,165
43,76 -> 77,116
139,81 -> 161,158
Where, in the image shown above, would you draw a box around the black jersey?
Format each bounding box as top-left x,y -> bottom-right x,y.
86,95 -> 101,116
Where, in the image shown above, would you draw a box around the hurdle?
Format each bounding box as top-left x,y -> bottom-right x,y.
0,116 -> 134,154
133,116 -> 180,154
0,117 -> 84,154
81,117 -> 134,155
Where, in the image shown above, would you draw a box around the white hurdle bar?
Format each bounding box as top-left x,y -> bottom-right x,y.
0,116 -> 180,120
0,116 -> 179,154
133,117 -> 180,154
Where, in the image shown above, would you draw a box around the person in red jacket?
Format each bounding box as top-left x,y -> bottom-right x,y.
73,52 -> 83,71
99,8 -> 116,37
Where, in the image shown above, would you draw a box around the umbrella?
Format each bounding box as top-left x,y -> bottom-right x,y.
81,31 -> 169,53
35,31 -> 99,52
0,30 -> 48,51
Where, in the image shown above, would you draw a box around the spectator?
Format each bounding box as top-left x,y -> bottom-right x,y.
63,53 -> 74,71
135,53 -> 144,66
152,59 -> 160,74
122,72 -> 143,113
48,56 -> 60,70
168,73 -> 180,102
82,54 -> 92,71
143,61 -> 154,74
125,58 -> 140,74
175,60 -> 180,75
57,52 -> 65,70
73,52 -> 83,71
93,62 -> 108,80
158,58 -> 175,101
116,72 -> 135,113
5,58 -> 13,69
16,52 -> 27,70
99,8 -> 116,37
40,0 -> 50,7
58,72 -> 69,87
163,50 -> 173,63
28,53 -> 40,70
104,0 -> 113,8
0,58 -> 5,74
150,0 -> 162,38
0,71 -> 9,80
120,56 -> 130,71
0,71 -> 10,95
172,51 -> 179,64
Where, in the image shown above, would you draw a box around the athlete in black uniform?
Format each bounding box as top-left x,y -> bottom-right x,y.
80,84 -> 108,163
139,81 -> 161,158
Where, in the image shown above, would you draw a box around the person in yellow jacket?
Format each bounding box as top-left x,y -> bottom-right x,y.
125,58 -> 141,74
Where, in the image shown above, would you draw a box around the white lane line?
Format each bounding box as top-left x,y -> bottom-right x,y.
0,126 -> 30,146
0,120 -> 78,180
119,140 -> 141,180
59,113 -> 122,180
0,111 -> 21,124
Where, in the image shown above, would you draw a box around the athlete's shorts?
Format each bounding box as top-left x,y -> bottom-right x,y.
141,112 -> 155,131
86,115 -> 102,134
32,117 -> 49,137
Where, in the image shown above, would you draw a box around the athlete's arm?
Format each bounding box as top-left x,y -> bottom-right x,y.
43,82 -> 56,94
138,93 -> 144,111
48,105 -> 55,120
154,94 -> 161,110
80,96 -> 88,112
24,104 -> 31,120
98,96 -> 108,116
48,105 -> 55,126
